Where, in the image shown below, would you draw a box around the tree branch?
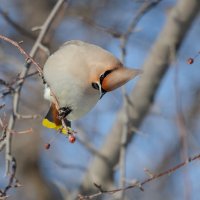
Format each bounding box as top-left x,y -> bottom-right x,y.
118,2 -> 162,199
0,0 -> 67,197
0,8 -> 35,40
79,0 -> 200,197
78,152 -> 200,199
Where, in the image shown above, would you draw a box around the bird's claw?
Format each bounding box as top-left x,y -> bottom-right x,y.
58,107 -> 72,120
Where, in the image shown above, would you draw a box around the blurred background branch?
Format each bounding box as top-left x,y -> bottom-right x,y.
1,0 -> 67,199
79,0 -> 200,198
0,0 -> 200,200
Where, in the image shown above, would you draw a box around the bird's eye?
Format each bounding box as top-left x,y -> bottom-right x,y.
91,82 -> 99,90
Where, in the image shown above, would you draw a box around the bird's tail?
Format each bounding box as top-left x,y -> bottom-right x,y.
42,103 -> 71,134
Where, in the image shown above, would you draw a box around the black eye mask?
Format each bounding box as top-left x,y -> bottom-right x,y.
91,69 -> 113,91
99,69 -> 112,85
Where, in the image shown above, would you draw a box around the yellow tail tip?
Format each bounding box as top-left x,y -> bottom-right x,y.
42,119 -> 67,134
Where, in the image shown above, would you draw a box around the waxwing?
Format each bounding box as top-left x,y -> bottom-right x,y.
42,40 -> 141,131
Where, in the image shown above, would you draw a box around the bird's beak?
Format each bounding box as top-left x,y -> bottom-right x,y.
99,89 -> 106,99
101,68 -> 142,92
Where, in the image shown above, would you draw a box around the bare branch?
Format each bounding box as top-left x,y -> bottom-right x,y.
117,2 -> 162,199
54,160 -> 87,171
78,152 -> 200,199
0,157 -> 19,199
0,35 -> 43,76
0,0 -> 68,197
0,8 -> 35,40
79,0 -> 200,196
120,0 -> 162,62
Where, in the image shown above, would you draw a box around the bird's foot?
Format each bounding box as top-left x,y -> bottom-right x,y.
58,107 -> 72,120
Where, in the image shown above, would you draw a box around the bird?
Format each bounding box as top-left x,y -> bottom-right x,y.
42,40 -> 141,132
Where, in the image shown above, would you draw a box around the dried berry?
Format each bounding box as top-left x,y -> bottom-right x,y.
44,143 -> 51,149
187,58 -> 194,64
69,135 -> 76,143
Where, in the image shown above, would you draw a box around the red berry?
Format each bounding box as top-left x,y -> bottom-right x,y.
44,143 -> 50,149
69,135 -> 76,143
187,58 -> 194,64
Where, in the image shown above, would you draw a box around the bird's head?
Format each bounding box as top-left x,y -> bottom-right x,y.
90,63 -> 142,99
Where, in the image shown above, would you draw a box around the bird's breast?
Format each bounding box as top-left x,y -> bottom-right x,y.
44,77 -> 99,121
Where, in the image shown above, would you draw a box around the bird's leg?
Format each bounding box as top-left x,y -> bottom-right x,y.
58,107 -> 72,120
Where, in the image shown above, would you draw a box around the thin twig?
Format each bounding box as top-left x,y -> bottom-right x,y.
0,0 -> 67,197
173,47 -> 191,200
0,71 -> 39,98
120,0 -> 162,62
80,17 -> 121,38
54,160 -> 87,171
0,157 -> 18,198
0,35 -> 43,75
0,8 -> 35,40
118,2 -> 162,199
76,134 -> 107,160
78,152 -> 200,199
